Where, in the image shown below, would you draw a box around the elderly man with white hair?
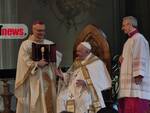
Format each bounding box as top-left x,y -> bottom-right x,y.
56,42 -> 112,113
118,16 -> 150,113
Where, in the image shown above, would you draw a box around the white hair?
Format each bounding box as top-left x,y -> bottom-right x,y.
123,16 -> 138,27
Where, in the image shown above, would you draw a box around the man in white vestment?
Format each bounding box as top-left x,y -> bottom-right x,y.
56,42 -> 112,113
118,16 -> 150,113
15,21 -> 62,113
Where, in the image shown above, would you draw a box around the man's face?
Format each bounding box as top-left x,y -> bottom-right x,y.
76,44 -> 89,60
121,20 -> 131,34
32,24 -> 45,40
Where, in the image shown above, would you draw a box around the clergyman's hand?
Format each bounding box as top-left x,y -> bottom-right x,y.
37,59 -> 48,68
55,68 -> 64,79
134,75 -> 143,85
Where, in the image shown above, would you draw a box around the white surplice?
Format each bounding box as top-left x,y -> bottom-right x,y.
119,33 -> 150,100
15,35 -> 62,113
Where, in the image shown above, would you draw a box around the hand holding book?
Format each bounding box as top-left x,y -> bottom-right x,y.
32,42 -> 56,62
37,59 -> 48,68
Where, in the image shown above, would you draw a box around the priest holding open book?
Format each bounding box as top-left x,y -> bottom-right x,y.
15,21 -> 62,113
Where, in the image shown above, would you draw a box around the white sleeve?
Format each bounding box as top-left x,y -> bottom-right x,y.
56,51 -> 62,67
132,36 -> 149,77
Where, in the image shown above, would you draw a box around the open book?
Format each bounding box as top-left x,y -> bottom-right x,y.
32,43 -> 56,62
